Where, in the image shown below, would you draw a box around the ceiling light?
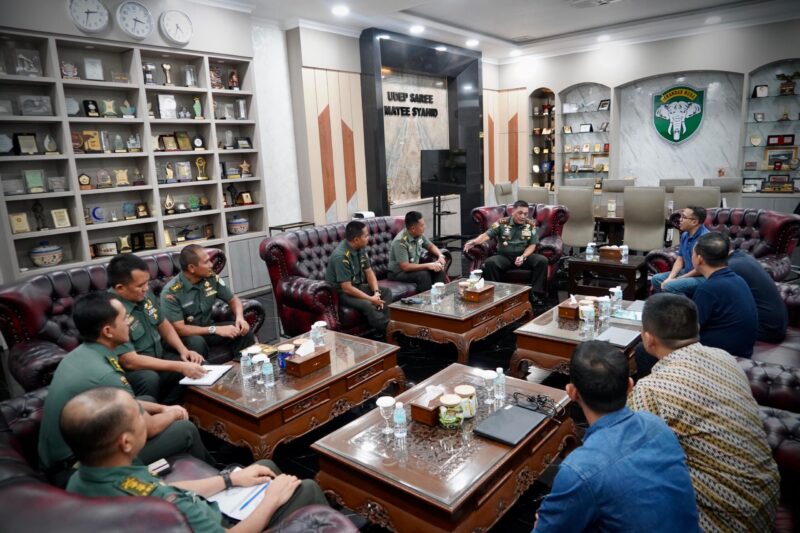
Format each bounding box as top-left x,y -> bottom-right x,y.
464,83 -> 473,91
435,45 -> 447,52
435,81 -> 444,87
331,5 -> 349,16
466,39 -> 479,47
597,35 -> 610,42
380,67 -> 392,75
377,34 -> 390,40
410,25 -> 425,35
705,16 -> 721,24
510,50 -> 521,57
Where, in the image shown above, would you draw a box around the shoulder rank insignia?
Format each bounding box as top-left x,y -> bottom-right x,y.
118,476 -> 157,496
170,282 -> 183,292
120,376 -> 130,386
204,280 -> 211,289
107,356 -> 125,373
342,258 -> 350,265
490,222 -> 499,229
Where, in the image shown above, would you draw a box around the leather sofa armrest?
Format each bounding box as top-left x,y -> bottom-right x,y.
645,246 -> 679,274
8,341 -> 68,393
464,242 -> 494,272
777,283 -> 800,328
266,504 -> 358,533
737,357 -> 800,413
758,407 -> 800,496
537,235 -> 563,264
758,254 -> 793,282
211,298 -> 266,335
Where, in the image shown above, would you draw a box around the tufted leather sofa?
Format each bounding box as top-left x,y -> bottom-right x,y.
260,216 -> 452,337
0,388 -> 356,532
645,208 -> 800,281
0,249 -> 266,392
466,204 -> 569,285
759,407 -> 800,532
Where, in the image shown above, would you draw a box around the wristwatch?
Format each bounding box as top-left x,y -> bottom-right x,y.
208,325 -> 217,335
220,469 -> 233,490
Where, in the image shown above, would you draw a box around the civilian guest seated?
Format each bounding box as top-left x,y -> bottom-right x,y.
651,206 -> 709,297
62,388 -> 329,532
160,244 -> 255,358
463,200 -> 548,303
325,220 -> 391,337
728,248 -> 788,343
629,294 -> 780,532
691,232 -> 757,357
38,292 -> 214,488
108,254 -> 207,405
533,341 -> 700,532
387,210 -> 448,293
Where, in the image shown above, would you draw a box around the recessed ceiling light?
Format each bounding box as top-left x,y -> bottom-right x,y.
331,5 -> 349,16
435,45 -> 447,52
705,16 -> 721,24
464,83 -> 473,91
410,25 -> 425,34
597,35 -> 610,42
377,34 -> 390,40
510,50 -> 521,57
435,81 -> 444,87
466,39 -> 479,47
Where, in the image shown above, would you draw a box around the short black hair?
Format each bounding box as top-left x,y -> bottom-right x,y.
107,254 -> 149,287
512,200 -> 529,211
687,206 -> 707,225
695,232 -> 729,268
570,341 -> 629,413
642,293 -> 699,348
405,211 -> 423,229
179,244 -> 204,271
60,387 -> 132,465
346,220 -> 366,241
73,292 -> 120,343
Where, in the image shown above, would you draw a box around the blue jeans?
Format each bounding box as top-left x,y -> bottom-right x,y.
651,272 -> 705,297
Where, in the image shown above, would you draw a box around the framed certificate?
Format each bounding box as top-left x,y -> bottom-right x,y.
84,58 -> 104,81
157,94 -> 177,119
51,208 -> 71,228
9,213 -> 30,234
23,169 -> 45,193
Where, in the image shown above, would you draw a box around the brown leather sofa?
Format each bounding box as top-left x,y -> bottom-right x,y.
0,248 -> 266,392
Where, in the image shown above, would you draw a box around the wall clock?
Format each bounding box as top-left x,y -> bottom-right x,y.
159,10 -> 193,46
67,0 -> 110,34
115,1 -> 154,40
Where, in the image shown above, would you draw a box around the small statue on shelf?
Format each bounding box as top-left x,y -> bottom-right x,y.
32,200 -> 47,230
228,69 -> 239,90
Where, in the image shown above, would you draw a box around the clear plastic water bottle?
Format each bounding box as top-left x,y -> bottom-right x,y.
240,351 -> 253,379
262,358 -> 275,388
393,401 -> 407,439
586,242 -> 596,259
494,367 -> 506,402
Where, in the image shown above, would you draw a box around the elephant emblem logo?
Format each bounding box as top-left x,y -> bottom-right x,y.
653,85 -> 704,144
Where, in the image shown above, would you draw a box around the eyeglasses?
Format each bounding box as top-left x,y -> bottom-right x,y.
679,215 -> 697,221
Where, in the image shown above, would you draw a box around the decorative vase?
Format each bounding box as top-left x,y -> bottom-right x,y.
227,215 -> 249,235
30,242 -> 63,267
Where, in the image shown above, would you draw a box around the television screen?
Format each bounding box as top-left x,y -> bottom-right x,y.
420,149 -> 467,198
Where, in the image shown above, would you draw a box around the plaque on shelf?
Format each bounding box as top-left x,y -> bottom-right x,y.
157,94 -> 177,119
116,234 -> 133,253
119,100 -> 136,118
84,57 -> 104,81
14,133 -> 38,155
192,133 -> 206,151
195,156 -> 208,180
43,134 -> 58,154
114,169 -> 130,186
175,161 -> 192,182
604,143 -> 610,152
50,209 -> 71,228
96,169 -> 113,188
178,105 -> 191,119
199,195 -> 211,210
562,126 -> 572,134
203,223 -> 215,239
23,169 -> 45,193
65,97 -> 80,116
223,130 -> 234,149
112,71 -> 129,83
14,48 -> 42,77
90,206 -> 107,223
113,134 -> 127,153
228,69 -> 240,90
143,231 -> 157,249
752,85 -> 768,98
83,100 -> 100,117
175,131 -> 193,151
236,98 -> 247,120
9,213 -> 30,234
82,130 -> 102,152
136,202 -> 150,218
744,161 -> 758,171
47,176 -> 67,192
164,194 -> 176,215
132,168 -> 145,186
239,160 -> 251,177
599,122 -> 609,132
60,60 -> 79,79
0,133 -> 12,154
224,166 -> 241,180
152,134 -> 163,152
235,137 -> 252,149
3,178 -> 25,195
100,131 -> 111,153
776,73 -> 797,95
753,112 -> 764,122
95,242 -> 118,257
579,123 -> 593,133
101,99 -> 117,117
597,99 -> 610,111
164,161 -> 177,183
78,173 -> 93,190
235,191 -> 253,205
71,132 -> 84,153
161,135 -> 179,151
126,133 -> 142,152
122,202 -> 137,220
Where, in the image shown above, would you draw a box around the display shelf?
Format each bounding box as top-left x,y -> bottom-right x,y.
558,83 -> 612,187
218,148 -> 256,154
12,227 -> 81,240
163,209 -> 221,221
0,154 -> 68,162
211,89 -> 253,96
153,150 -> 210,157
224,204 -> 261,213
4,191 -> 74,201
0,75 -> 57,86
159,180 -> 219,189
0,116 -> 62,123
144,85 -> 206,94
86,217 -> 157,231
224,176 -> 261,184
68,117 -> 143,123
80,185 -> 153,195
150,118 -> 211,124
61,79 -> 137,90
74,152 -> 149,159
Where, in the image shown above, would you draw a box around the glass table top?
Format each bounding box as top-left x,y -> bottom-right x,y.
389,281 -> 529,320
516,298 -> 642,344
189,331 -> 396,415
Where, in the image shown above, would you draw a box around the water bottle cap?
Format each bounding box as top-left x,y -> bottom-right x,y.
496,367 -> 503,374
395,401 -> 403,408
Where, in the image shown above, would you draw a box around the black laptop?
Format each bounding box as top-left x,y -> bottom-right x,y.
473,404 -> 548,446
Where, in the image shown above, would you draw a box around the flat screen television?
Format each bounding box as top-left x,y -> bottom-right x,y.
420,149 -> 467,198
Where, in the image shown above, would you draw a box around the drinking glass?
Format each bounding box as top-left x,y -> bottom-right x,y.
376,396 -> 395,435
483,370 -> 497,404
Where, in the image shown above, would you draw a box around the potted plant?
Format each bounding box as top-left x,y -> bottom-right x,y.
776,72 -> 800,95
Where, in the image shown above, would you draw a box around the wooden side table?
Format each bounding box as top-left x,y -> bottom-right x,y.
568,254 -> 648,300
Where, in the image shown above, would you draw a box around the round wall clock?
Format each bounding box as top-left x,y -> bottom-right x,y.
67,0 -> 110,34
159,10 -> 193,46
115,1 -> 154,40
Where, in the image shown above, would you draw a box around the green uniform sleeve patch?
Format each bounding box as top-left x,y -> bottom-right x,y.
106,356 -> 125,373
118,476 -> 157,496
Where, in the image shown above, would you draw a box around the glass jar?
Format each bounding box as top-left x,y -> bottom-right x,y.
438,394 -> 464,428
454,385 -> 477,419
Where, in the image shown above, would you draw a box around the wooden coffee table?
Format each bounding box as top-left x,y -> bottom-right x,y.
184,331 -> 405,460
312,363 -> 578,533
386,281 -> 532,364
510,298 -> 643,377
568,253 -> 648,300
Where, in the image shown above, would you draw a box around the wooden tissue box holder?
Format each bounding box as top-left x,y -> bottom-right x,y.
463,283 -> 495,302
558,301 -> 580,320
409,389 -> 443,426
285,346 -> 331,377
599,247 -> 622,261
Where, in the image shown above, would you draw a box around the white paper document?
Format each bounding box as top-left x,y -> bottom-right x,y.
207,469 -> 270,521
595,327 -> 640,347
179,365 -> 232,386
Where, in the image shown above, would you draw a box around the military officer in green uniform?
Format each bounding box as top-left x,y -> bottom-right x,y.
387,211 -> 448,293
108,254 -> 207,405
160,244 -> 255,359
38,292 -> 214,488
63,387 -> 329,531
325,220 -> 392,336
464,200 -> 549,300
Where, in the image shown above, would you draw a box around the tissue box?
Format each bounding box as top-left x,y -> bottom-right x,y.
463,283 -> 495,302
599,246 -> 622,261
409,388 -> 444,426
285,346 -> 331,377
558,301 -> 580,320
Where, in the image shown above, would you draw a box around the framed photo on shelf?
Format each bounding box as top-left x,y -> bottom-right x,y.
175,161 -> 192,181
744,161 -> 758,171
742,178 -> 763,193
13,133 -> 38,155
14,49 -> 42,76
562,126 -> 572,134
23,169 -> 45,193
8,213 -> 30,234
84,58 -> 104,81
50,209 -> 71,228
765,134 -> 795,146
160,135 -> 179,151
82,130 -> 102,153
157,94 -> 177,119
235,137 -> 252,149
579,123 -> 593,133
581,143 -> 591,152
793,178 -> 800,192
764,146 -> 798,167
752,85 -> 769,98
18,95 -> 52,116
175,131 -> 193,151
597,99 -> 610,111
768,174 -> 790,184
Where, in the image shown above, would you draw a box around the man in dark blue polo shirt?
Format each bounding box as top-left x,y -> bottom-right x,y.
651,206 -> 709,297
691,233 -> 757,358
728,249 -> 788,343
533,341 -> 700,532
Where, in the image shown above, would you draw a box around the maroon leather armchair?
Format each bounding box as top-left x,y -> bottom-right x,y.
0,388 -> 356,532
260,216 -> 452,337
466,203 -> 569,285
646,208 -> 800,281
0,248 -> 266,392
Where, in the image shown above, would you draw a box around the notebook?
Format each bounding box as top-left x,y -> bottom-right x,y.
595,327 -> 640,347
473,404 -> 547,446
179,365 -> 232,386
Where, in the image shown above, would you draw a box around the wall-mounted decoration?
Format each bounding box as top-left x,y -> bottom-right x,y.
653,85 -> 704,143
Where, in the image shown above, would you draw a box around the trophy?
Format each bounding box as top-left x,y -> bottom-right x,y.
162,63 -> 174,86
226,182 -> 238,207
183,65 -> 197,87
142,63 -> 156,85
193,96 -> 203,119
239,160 -> 251,177
164,194 -> 176,215
195,156 -> 208,180
114,169 -> 130,186
236,98 -> 246,120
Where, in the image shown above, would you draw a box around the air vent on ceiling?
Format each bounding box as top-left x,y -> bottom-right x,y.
568,0 -> 622,7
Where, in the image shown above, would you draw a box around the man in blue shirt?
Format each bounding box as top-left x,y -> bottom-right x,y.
651,206 -> 709,296
728,249 -> 788,343
533,341 -> 700,532
691,233 -> 758,357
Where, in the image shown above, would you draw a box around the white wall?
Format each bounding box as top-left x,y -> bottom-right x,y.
294,27 -> 360,73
